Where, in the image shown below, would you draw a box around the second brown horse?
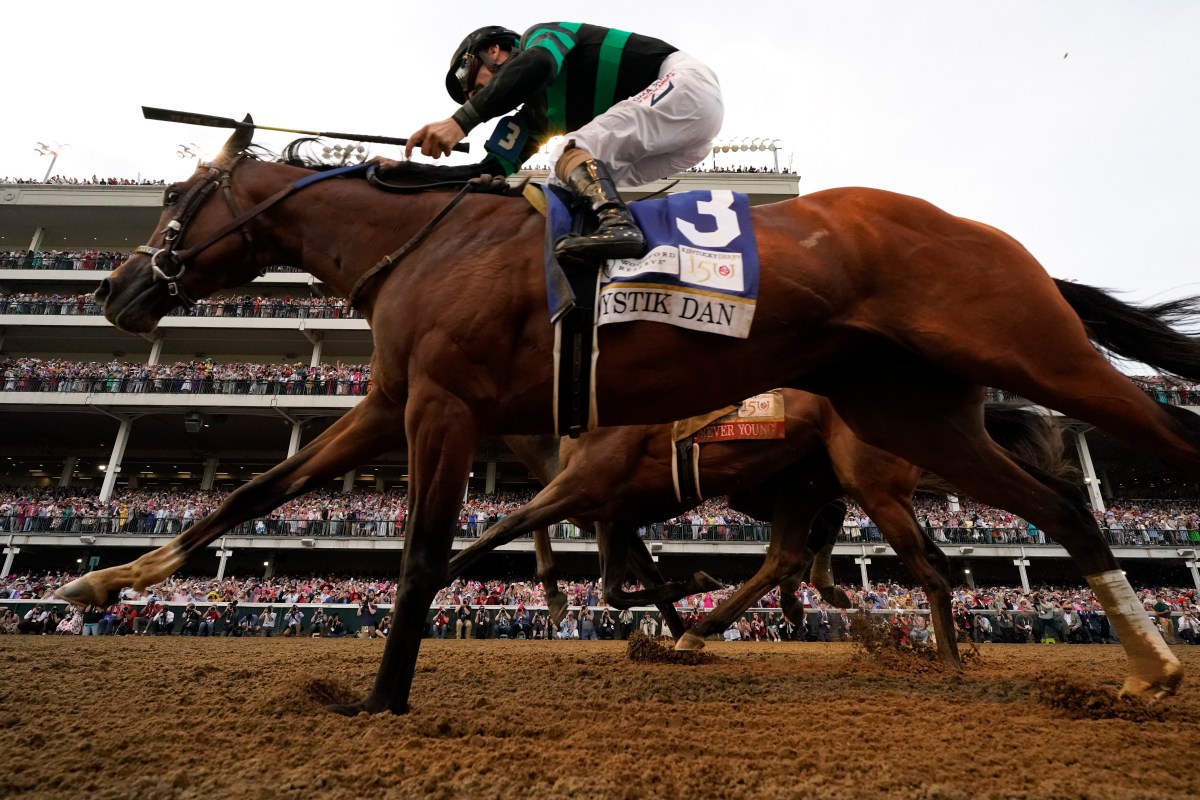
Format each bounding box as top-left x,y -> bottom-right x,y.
446,392 -> 1069,666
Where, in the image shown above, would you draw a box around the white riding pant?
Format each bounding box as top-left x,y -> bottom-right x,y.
549,51 -> 724,188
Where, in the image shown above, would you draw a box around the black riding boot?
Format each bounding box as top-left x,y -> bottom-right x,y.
555,159 -> 645,261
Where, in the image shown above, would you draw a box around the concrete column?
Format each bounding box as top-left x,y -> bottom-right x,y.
287,422 -> 303,458
1013,549 -> 1032,593
147,336 -> 163,366
263,556 -> 275,580
58,456 -> 78,488
376,476 -> 385,491
1,542 -> 19,579
215,546 -> 232,581
1073,430 -> 1106,513
855,547 -> 871,591
342,471 -> 355,492
99,418 -> 133,502
1186,560 -> 1200,594
308,333 -> 324,368
28,226 -> 46,252
947,494 -> 960,513
485,460 -> 498,494
200,458 -> 219,490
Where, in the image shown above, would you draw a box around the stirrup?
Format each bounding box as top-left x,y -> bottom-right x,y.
554,227 -> 645,261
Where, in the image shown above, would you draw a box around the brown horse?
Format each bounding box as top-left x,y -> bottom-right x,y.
465,394 -> 1070,668
61,122 -> 1200,712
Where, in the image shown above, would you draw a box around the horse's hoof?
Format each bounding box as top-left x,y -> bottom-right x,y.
56,575 -> 118,608
939,652 -> 964,671
547,593 -> 569,625
326,696 -> 399,717
1119,668 -> 1183,703
817,584 -> 852,609
674,631 -> 707,652
693,571 -> 723,593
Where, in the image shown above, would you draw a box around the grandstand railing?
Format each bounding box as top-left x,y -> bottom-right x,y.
3,515 -> 1198,547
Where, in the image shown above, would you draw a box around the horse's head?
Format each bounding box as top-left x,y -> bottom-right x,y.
95,118 -> 269,333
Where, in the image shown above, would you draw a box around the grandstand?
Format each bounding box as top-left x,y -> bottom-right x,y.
2,167 -> 1199,594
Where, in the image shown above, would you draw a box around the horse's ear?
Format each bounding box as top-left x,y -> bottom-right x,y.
218,114 -> 255,158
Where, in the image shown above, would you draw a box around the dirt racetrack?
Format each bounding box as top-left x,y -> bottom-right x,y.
1,637 -> 1197,800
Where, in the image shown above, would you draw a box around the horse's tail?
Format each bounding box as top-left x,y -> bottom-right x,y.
1054,278 -> 1200,381
917,404 -> 1074,493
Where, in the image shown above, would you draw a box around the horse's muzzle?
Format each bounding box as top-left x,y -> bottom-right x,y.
94,278 -> 112,303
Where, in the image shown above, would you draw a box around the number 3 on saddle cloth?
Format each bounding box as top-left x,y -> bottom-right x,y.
537,186 -> 762,436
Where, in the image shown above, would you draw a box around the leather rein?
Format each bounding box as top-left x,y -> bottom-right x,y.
134,156 -> 488,312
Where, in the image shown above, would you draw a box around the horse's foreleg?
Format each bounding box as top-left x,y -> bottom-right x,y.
533,528 -> 569,624
616,527 -> 721,640
447,476 -> 594,581
599,521 -> 721,616
58,394 -> 403,607
332,392 -> 477,716
677,489 -> 824,650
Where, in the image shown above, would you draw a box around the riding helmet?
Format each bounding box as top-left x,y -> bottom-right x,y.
446,25 -> 521,103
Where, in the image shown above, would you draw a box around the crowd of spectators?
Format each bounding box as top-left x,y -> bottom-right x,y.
2,568 -> 1197,645
0,176 -> 165,185
2,483 -> 1199,546
1,357 -> 371,396
1,167 -> 800,187
0,487 -> 542,538
0,290 -> 360,320
0,251 -> 127,271
684,165 -> 795,174
0,250 -> 306,272
3,349 -> 1196,410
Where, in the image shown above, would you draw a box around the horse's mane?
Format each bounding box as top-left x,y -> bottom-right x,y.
271,138 -> 361,171
227,138 -> 359,171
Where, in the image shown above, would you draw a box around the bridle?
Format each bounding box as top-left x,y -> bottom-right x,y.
135,154 -> 260,309
131,154 -> 496,313
134,156 -> 373,309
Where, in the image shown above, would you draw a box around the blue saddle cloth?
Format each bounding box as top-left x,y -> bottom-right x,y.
542,186 -> 761,337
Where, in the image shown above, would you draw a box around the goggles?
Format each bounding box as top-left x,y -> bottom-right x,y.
454,51 -> 502,99
453,52 -> 481,99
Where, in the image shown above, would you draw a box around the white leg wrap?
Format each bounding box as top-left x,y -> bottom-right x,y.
1086,570 -> 1180,695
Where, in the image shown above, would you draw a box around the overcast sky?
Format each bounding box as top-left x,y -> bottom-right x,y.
3,1 -> 1196,302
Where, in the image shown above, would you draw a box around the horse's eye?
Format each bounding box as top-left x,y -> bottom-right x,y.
163,188 -> 180,206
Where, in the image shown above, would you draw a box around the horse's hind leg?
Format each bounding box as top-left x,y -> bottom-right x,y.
830,385 -> 1181,700
533,528 -> 569,624
858,495 -> 958,666
807,501 -> 851,609
824,422 -> 960,666
58,391 -> 405,607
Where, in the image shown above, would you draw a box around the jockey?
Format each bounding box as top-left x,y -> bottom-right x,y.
401,22 -> 724,263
